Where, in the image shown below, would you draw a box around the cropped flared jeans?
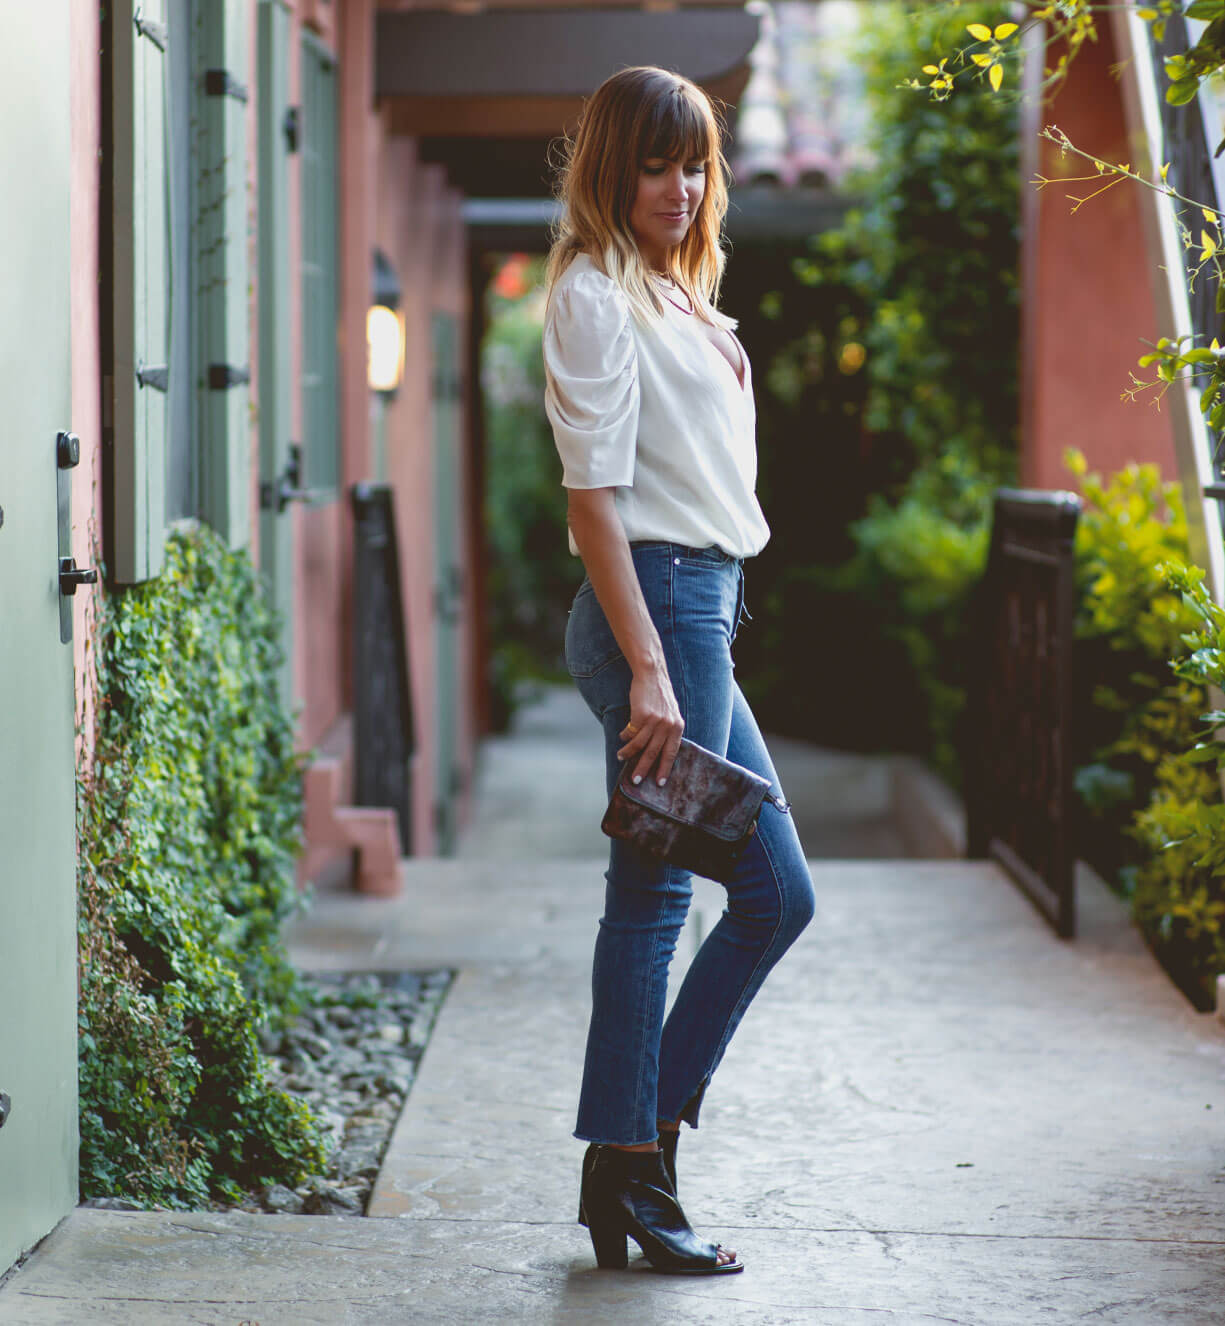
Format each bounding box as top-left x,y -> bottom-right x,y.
565,541 -> 815,1146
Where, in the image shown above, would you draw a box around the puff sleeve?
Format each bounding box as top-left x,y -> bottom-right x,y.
543,271 -> 640,489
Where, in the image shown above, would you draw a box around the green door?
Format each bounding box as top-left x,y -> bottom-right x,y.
0,2 -> 80,1272
258,0 -> 294,702
432,312 -> 462,853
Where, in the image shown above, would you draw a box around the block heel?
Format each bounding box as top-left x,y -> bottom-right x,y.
587,1211 -> 630,1269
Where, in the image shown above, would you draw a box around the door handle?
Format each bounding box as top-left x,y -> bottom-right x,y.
60,558 -> 98,596
260,442 -> 314,513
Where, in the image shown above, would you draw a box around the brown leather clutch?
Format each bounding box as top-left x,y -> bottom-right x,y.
601,738 -> 776,883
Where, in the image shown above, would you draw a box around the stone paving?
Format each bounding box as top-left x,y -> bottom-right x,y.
2,687 -> 1224,1323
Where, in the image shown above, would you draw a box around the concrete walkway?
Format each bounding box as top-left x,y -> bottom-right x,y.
3,688 -> 1224,1323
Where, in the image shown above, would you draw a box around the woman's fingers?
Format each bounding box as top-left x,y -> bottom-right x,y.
654,724 -> 684,785
631,727 -> 670,787
617,716 -> 684,785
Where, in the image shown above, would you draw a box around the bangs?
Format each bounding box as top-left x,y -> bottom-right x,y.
640,87 -> 712,163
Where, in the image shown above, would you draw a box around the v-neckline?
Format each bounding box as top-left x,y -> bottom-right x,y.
663,297 -> 749,394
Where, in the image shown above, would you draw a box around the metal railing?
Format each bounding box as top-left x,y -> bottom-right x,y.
1148,12 -> 1225,502
966,489 -> 1081,938
351,483 -> 416,854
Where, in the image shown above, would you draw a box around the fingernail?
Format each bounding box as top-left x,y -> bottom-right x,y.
632,775 -> 642,785
657,777 -> 667,786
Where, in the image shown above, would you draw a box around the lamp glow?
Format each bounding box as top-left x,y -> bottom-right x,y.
367,304 -> 405,393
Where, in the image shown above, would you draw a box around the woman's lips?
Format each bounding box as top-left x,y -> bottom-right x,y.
660,212 -> 688,221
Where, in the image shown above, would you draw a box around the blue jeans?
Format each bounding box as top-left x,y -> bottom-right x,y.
565,541 -> 815,1146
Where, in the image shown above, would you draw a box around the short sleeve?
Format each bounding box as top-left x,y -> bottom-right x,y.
543,270 -> 639,489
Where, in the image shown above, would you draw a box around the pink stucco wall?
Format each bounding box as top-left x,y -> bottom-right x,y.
70,0 -> 103,758
1020,20 -> 1178,489
294,0 -> 477,856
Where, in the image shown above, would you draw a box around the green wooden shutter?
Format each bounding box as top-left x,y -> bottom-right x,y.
112,0 -> 170,583
195,0 -> 250,548
300,32 -> 339,497
258,0 -> 294,704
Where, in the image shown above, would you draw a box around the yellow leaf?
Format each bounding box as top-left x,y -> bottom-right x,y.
1160,162 -> 1170,183
989,62 -> 1004,92
1212,338 -> 1221,352
1205,208 -> 1219,225
1201,230 -> 1218,260
1138,7 -> 1157,18
966,22 -> 992,40
923,64 -> 940,74
994,22 -> 1019,39
971,52 -> 993,66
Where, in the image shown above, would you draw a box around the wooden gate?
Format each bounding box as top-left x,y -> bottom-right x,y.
966,489 -> 1081,938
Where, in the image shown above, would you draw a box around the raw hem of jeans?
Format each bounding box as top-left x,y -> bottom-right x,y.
572,1129 -> 662,1146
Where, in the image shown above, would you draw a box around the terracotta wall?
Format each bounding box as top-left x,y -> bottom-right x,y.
377,140 -> 474,854
297,0 -> 476,854
69,0 -> 104,754
1020,19 -> 1178,488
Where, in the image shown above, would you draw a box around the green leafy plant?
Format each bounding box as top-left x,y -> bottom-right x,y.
481,256 -> 574,729
1126,563 -> 1225,1007
1065,449 -> 1207,879
77,526 -> 326,1206
752,1 -> 1019,771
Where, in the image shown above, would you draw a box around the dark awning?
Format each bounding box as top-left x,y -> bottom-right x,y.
376,8 -> 758,101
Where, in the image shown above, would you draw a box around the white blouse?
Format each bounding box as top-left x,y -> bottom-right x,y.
542,253 -> 771,559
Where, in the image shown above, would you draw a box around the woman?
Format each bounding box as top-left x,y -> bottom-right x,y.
542,66 -> 815,1276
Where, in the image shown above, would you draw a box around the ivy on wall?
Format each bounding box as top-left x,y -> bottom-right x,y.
77,526 -> 325,1205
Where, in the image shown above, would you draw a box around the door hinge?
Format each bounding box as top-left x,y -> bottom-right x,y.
208,362 -> 251,390
136,362 -> 169,392
133,9 -> 168,51
204,69 -> 249,103
284,106 -> 300,154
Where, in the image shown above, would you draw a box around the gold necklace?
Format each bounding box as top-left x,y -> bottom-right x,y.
653,272 -> 693,315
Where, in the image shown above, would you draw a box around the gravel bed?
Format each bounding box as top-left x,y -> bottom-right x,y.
241,969 -> 453,1217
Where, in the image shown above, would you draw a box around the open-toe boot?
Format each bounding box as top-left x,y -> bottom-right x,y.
579,1144 -> 742,1275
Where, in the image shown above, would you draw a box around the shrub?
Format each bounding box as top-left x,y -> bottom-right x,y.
481,257 -> 574,728
78,526 -> 326,1206
1127,564 -> 1225,1008
744,0 -> 1020,765
1066,450 -> 1207,880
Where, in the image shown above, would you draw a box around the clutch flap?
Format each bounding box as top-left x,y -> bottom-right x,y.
615,738 -> 772,841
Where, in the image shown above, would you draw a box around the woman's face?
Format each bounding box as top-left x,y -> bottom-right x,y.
628,154 -> 706,268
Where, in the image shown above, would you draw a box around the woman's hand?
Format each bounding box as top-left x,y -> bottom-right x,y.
617,663 -> 684,786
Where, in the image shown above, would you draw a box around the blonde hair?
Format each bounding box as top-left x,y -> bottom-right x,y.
545,66 -> 732,327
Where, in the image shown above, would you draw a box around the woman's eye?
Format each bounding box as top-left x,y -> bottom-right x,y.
642,161 -> 704,176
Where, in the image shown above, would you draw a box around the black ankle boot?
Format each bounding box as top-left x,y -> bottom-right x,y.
658,1129 -> 679,1196
578,1145 -> 742,1275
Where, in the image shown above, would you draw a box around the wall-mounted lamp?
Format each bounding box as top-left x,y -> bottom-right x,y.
368,249 -> 405,395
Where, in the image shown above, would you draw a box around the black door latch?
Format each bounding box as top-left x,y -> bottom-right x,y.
60,558 -> 99,596
260,443 -> 311,513
0,1091 -> 11,1130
